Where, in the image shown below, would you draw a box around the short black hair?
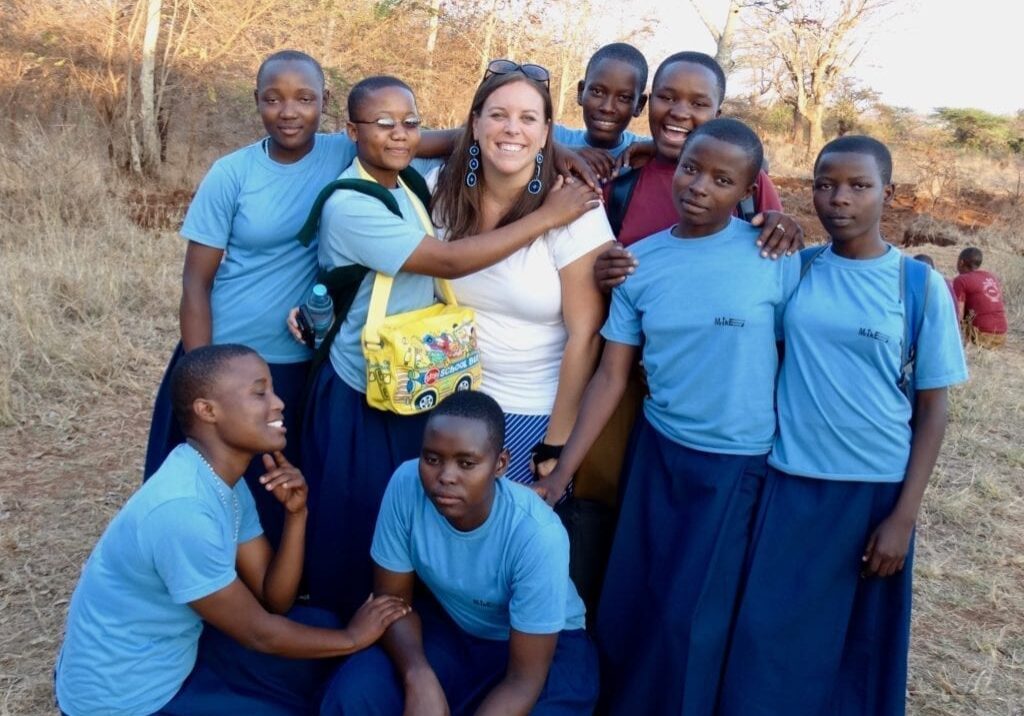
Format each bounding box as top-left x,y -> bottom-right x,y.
959,246 -> 983,269
256,50 -> 325,91
170,344 -> 260,433
685,117 -> 764,185
427,391 -> 506,455
653,51 -> 726,105
347,75 -> 415,121
814,135 -> 893,184
913,253 -> 936,268
585,42 -> 649,92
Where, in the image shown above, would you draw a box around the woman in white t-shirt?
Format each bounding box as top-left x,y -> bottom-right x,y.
431,62 -> 613,494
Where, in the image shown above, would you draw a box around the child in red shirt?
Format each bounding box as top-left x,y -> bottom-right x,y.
954,247 -> 1008,347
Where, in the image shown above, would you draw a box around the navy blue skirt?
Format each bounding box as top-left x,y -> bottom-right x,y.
718,467 -> 912,716
595,417 -> 768,716
154,605 -> 340,715
301,365 -> 428,619
142,342 -> 310,549
319,600 -> 598,715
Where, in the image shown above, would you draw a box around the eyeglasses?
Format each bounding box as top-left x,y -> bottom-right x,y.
350,117 -> 423,130
483,59 -> 550,88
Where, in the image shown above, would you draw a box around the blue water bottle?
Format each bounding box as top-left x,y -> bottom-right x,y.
301,283 -> 334,349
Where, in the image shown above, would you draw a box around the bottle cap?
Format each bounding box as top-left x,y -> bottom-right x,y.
312,284 -> 327,297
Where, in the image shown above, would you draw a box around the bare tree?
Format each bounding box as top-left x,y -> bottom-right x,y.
750,0 -> 892,153
138,0 -> 162,173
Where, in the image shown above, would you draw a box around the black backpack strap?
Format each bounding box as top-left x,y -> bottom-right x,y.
736,195 -> 757,222
606,169 -> 642,238
293,178 -> 402,247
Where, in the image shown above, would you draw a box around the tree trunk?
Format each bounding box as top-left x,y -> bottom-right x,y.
477,0 -> 498,79
426,0 -> 442,68
715,0 -> 741,74
139,0 -> 162,173
125,59 -> 143,174
808,103 -> 826,153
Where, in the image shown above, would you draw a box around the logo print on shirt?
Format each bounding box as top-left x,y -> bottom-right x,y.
714,317 -> 746,327
473,598 -> 497,607
858,327 -> 891,343
982,277 -> 1002,302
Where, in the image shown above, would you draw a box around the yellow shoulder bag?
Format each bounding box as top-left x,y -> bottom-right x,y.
356,161 -> 482,414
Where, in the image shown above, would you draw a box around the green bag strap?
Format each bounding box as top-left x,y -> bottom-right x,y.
310,263 -> 369,359
397,165 -> 433,212
294,167 -> 431,247
293,178 -> 399,247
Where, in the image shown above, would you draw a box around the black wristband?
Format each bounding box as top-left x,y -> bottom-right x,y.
530,442 -> 564,463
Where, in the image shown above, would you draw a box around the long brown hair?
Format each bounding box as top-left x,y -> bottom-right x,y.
432,72 -> 557,239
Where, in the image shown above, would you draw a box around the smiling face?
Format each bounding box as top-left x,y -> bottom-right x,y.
577,58 -> 646,149
255,60 -> 327,163
419,415 -> 508,532
648,61 -> 721,162
201,353 -> 287,455
812,151 -> 893,250
672,134 -> 756,237
472,79 -> 550,187
347,85 -> 420,187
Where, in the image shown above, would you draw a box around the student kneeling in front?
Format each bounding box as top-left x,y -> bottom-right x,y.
320,390 -> 598,715
55,344 -> 408,716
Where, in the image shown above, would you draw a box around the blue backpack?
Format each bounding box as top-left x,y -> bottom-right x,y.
799,245 -> 931,406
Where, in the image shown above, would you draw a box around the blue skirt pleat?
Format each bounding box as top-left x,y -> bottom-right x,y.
717,467 -> 912,716
319,600 -> 598,716
595,418 -> 767,716
154,605 -> 341,715
143,342 -> 309,549
301,365 -> 428,618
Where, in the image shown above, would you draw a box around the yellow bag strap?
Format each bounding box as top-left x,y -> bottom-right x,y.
355,160 -> 458,348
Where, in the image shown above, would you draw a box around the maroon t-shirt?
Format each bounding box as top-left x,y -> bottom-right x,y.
953,270 -> 1008,334
606,157 -> 784,247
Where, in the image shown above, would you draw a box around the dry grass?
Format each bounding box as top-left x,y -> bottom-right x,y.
0,127 -> 181,713
2,128 -> 1024,715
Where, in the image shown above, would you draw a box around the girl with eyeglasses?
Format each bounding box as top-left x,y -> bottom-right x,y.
298,73 -> 602,622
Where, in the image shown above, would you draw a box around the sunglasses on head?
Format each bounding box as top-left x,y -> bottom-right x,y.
483,59 -> 550,88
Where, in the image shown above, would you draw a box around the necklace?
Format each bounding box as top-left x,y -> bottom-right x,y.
187,442 -> 240,542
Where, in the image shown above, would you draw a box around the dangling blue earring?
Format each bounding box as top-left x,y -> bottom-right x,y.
465,142 -> 480,188
527,151 -> 544,195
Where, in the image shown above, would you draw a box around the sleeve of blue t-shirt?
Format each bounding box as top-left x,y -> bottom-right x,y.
914,269 -> 969,390
141,499 -> 237,604
236,480 -> 263,544
508,523 -> 570,634
180,156 -> 242,250
619,129 -> 646,146
370,463 -> 416,574
320,192 -> 426,276
776,254 -> 802,340
601,282 -> 642,346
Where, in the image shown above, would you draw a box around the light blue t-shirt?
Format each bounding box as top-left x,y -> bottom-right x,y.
770,246 -> 968,482
553,124 -> 646,158
602,219 -> 801,454
320,161 -> 438,393
182,133 -> 357,363
56,444 -> 262,716
372,460 -> 586,640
